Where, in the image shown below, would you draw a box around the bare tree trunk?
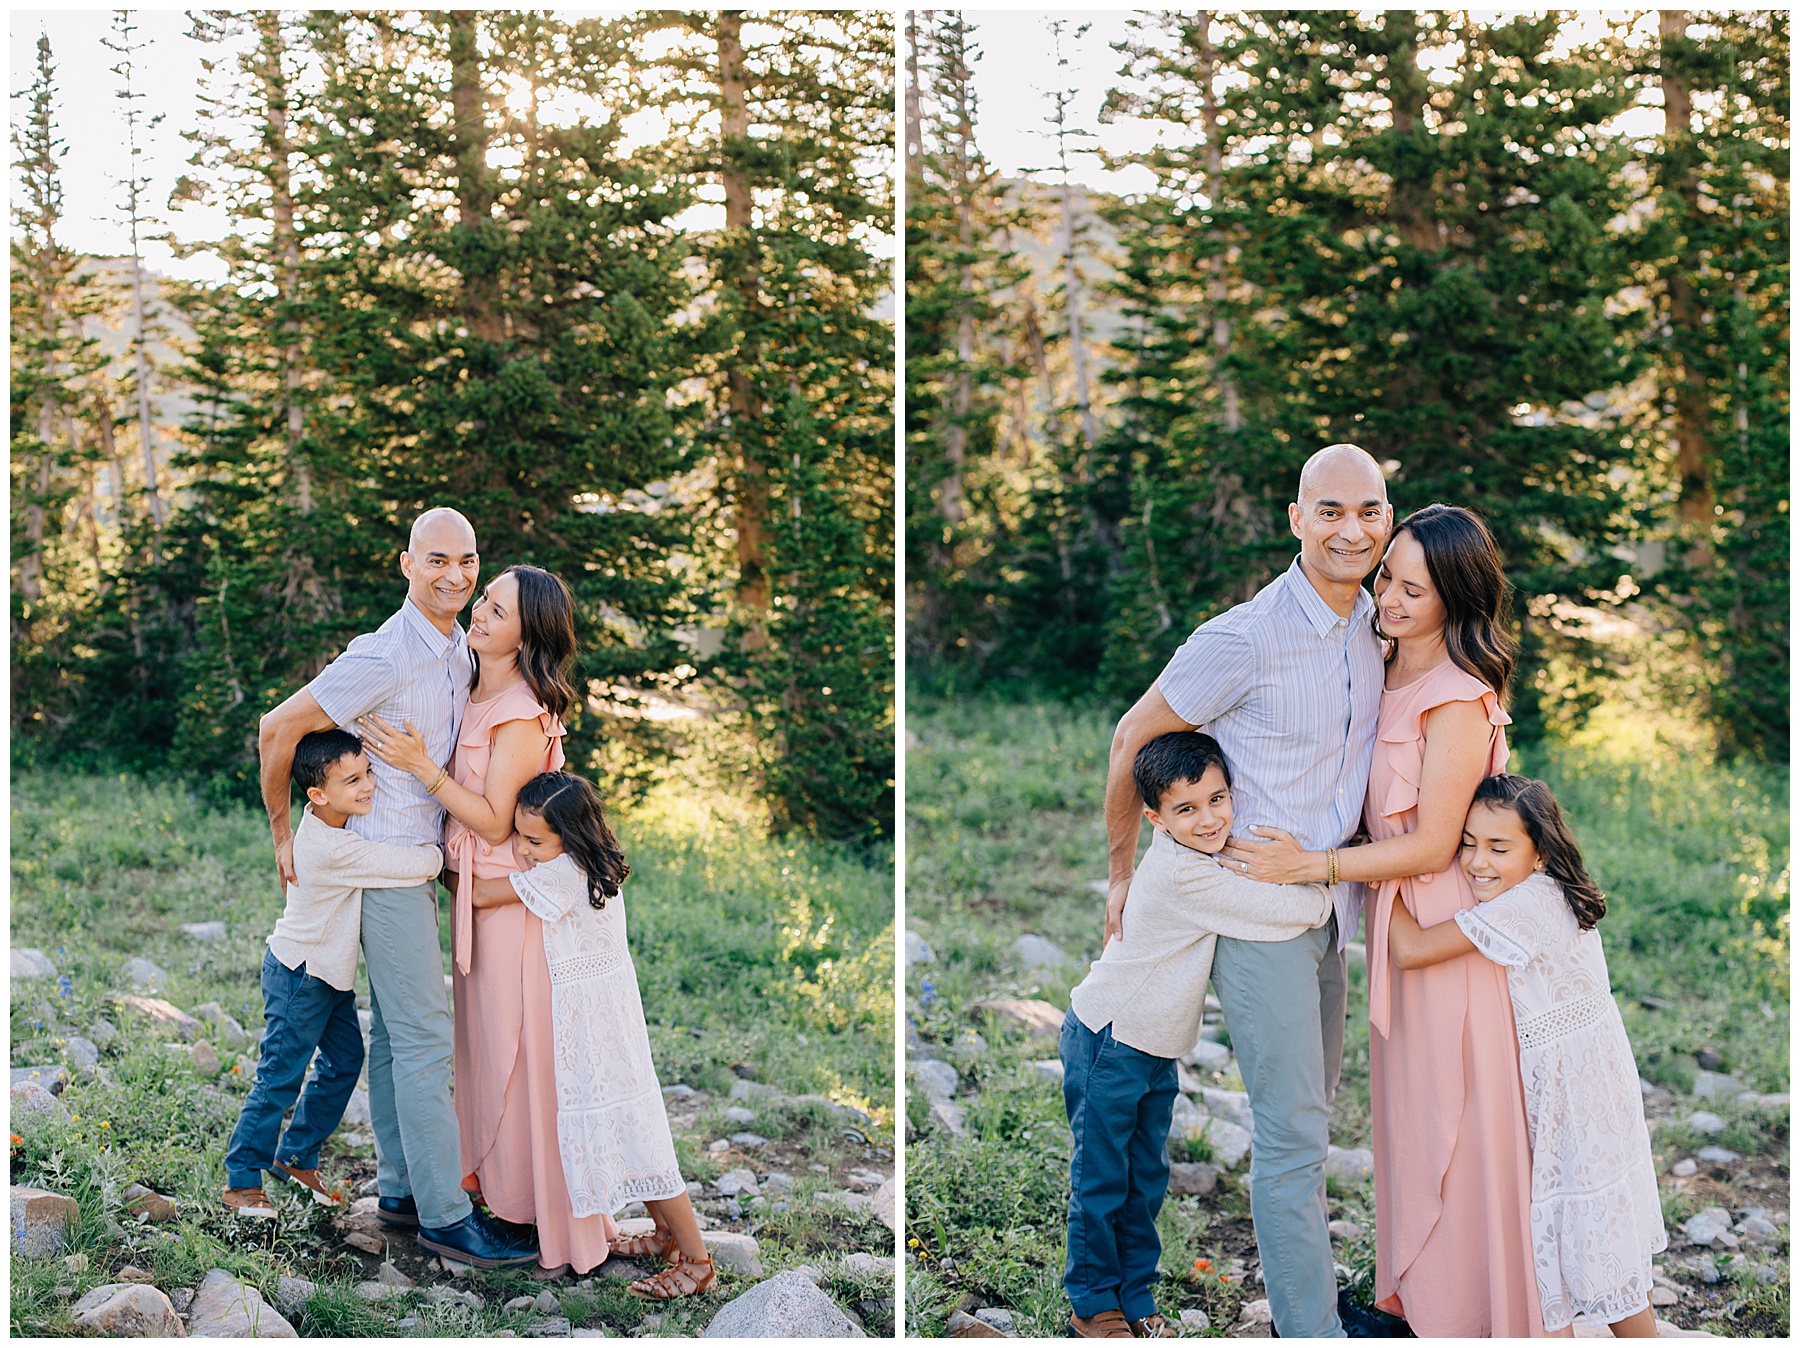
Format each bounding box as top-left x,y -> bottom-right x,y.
939,19 -> 976,528
1048,76 -> 1097,450
1660,10 -> 1714,556
1195,12 -> 1240,432
904,12 -> 924,185
93,386 -> 130,527
258,12 -> 313,515
718,11 -> 771,649
126,192 -> 165,550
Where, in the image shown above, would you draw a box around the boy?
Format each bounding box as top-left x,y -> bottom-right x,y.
221,729 -> 443,1217
1061,731 -> 1333,1337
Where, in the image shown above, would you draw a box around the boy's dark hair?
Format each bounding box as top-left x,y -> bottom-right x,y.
294,729 -> 364,794
1134,731 -> 1232,811
515,771 -> 630,910
1470,775 -> 1606,929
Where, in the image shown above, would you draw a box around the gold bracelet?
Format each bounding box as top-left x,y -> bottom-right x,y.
1326,847 -> 1340,887
426,767 -> 449,795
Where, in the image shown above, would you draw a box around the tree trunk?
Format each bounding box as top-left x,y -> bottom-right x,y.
1660,10 -> 1714,553
1386,15 -> 1440,252
92,386 -> 130,526
718,11 -> 771,649
258,12 -> 313,515
939,19 -> 975,528
904,12 -> 923,185
449,11 -> 503,345
1195,13 -> 1241,432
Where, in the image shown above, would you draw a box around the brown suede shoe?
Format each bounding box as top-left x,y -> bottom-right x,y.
221,1186 -> 277,1219
271,1160 -> 343,1207
1130,1314 -> 1179,1338
1069,1309 -> 1135,1338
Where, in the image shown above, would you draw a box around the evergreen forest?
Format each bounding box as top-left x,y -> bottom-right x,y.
13,10 -> 896,841
905,11 -> 1787,759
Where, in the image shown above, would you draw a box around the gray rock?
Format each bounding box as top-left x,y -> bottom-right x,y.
910,1058 -> 959,1104
394,1317 -> 421,1332
570,1330 -> 609,1338
424,1286 -> 483,1310
841,1252 -> 891,1278
189,1040 -> 222,1076
715,1168 -> 760,1198
169,1289 -> 196,1315
791,1264 -> 826,1286
1670,1158 -> 1699,1178
1684,1208 -> 1734,1249
872,1176 -> 896,1232
112,995 -> 202,1040
1328,1219 -> 1364,1242
10,1186 -> 79,1256
662,1083 -> 698,1099
1238,1299 -> 1273,1326
11,1064 -> 69,1095
191,1004 -> 250,1052
947,1309 -> 1006,1337
1180,1308 -> 1211,1333
1199,1116 -> 1252,1169
88,1018 -> 119,1047
123,1183 -> 178,1222
701,1231 -> 765,1277
1167,1162 -> 1219,1196
64,1037 -> 100,1071
945,1030 -> 987,1066
974,1308 -> 1016,1333
182,922 -> 228,943
341,1087 -> 372,1128
702,1269 -> 865,1338
11,1080 -> 69,1131
524,1319 -> 571,1338
12,948 -> 57,979
1757,1264 -> 1781,1285
1199,1087 -> 1254,1131
506,1296 -> 537,1312
1696,1258 -> 1721,1285
816,1190 -> 878,1219
377,1261 -> 413,1288
1029,1059 -> 1065,1085
707,1138 -> 731,1153
1010,933 -> 1075,971
724,1105 -> 758,1125
355,1282 -> 406,1302
763,1172 -> 795,1193
928,1100 -> 969,1138
1168,1093 -> 1206,1139
1687,1111 -> 1726,1135
1649,1286 -> 1680,1307
533,1289 -> 562,1314
1696,1145 -> 1741,1165
1692,1071 -> 1745,1101
1324,1146 -> 1375,1185
121,957 -> 170,991
187,1268 -> 299,1338
273,1276 -> 317,1317
905,931 -> 935,969
1738,1214 -> 1780,1248
1182,1038 -> 1233,1074
71,1283 -> 186,1337
685,1181 -> 705,1199
727,1078 -> 782,1103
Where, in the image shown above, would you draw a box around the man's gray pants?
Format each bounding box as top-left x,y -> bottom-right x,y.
361,883 -> 473,1231
1209,914 -> 1347,1339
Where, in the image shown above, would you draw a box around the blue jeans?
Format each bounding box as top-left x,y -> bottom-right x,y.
1061,1009 -> 1179,1323
224,949 -> 364,1190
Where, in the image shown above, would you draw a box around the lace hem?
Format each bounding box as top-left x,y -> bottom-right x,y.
1518,993 -> 1608,1049
1540,1263 -> 1657,1333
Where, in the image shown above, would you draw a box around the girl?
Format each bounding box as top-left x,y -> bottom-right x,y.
1388,774 -> 1668,1337
472,770 -> 715,1300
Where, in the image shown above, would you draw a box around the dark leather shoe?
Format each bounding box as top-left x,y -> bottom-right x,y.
416,1208 -> 539,1269
376,1195 -> 418,1227
1338,1289 -> 1414,1338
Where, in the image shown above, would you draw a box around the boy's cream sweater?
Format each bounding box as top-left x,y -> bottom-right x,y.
266,807 -> 443,992
1069,829 -> 1332,1058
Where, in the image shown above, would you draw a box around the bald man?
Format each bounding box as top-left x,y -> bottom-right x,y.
1094,446 -> 1392,1338
256,508 -> 537,1268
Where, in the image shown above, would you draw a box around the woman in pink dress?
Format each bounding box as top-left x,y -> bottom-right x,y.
358,565 -> 612,1276
1226,505 -> 1551,1336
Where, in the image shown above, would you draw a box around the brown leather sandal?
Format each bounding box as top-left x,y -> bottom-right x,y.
611,1227 -> 680,1262
628,1250 -> 716,1300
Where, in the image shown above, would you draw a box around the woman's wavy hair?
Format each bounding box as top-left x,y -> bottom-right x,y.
472,565 -> 576,721
1470,774 -> 1606,929
1379,503 -> 1515,702
515,771 -> 629,910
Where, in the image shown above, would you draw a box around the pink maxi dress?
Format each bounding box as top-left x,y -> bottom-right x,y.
1364,660 -> 1562,1337
447,681 -> 616,1274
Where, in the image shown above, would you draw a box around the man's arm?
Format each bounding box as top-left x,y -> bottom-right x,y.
259,688 -> 336,890
1103,684 -> 1196,945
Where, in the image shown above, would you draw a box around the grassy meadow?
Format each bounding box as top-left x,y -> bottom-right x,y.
10,767 -> 894,1337
903,689 -> 1790,1337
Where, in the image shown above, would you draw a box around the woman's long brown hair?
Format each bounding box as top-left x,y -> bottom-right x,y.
472,565 -> 576,721
1381,503 -> 1515,702
1470,775 -> 1606,929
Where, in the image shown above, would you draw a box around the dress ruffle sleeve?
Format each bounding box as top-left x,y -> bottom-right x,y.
1453,874 -> 1562,970
509,854 -> 586,924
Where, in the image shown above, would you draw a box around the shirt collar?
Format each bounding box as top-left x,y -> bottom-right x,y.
399,597 -> 464,659
1283,555 -> 1372,639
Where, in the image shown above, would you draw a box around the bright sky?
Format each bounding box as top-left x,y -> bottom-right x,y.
950,9 -> 1666,198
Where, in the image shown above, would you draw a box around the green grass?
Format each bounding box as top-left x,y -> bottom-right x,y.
10,768 -> 894,1337
903,690 -> 1788,1336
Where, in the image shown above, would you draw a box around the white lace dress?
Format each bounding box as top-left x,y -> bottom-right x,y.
510,854 -> 687,1219
1455,873 -> 1668,1330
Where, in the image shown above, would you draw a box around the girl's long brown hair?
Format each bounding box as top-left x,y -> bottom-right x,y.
516,771 -> 629,909
1471,775 -> 1606,929
472,565 -> 576,721
1380,503 -> 1515,702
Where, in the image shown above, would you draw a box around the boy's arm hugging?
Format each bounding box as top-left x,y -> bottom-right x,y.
258,687 -> 345,888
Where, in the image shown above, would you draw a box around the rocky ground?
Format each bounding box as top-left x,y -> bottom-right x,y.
904,929 -> 1789,1339
11,944 -> 895,1338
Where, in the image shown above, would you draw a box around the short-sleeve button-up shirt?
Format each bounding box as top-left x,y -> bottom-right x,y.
307,599 -> 472,848
1155,555 -> 1385,946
